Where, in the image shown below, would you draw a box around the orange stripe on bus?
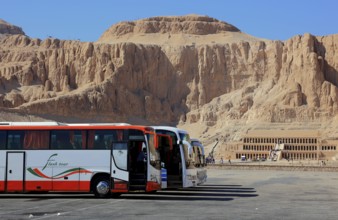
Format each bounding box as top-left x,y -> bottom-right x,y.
52,181 -> 85,191
6,181 -> 24,191
79,181 -> 91,191
25,181 -> 52,191
111,182 -> 128,193
146,181 -> 161,192
113,182 -> 127,190
0,181 -> 4,191
0,181 -> 91,192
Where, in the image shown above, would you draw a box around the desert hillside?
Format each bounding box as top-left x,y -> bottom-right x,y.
0,19 -> 25,35
1,15 -> 338,153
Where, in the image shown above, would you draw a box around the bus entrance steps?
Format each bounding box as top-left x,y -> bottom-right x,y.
129,173 -> 146,191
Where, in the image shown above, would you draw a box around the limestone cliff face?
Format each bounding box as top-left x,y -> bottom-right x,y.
0,19 -> 25,35
99,15 -> 240,39
0,16 -> 338,141
186,34 -> 338,125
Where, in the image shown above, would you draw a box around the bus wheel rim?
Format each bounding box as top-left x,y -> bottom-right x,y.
96,181 -> 109,195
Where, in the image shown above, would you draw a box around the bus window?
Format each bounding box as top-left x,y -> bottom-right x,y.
72,131 -> 85,149
197,147 -> 203,167
0,131 -> 6,149
88,130 -> 113,149
116,130 -> 128,141
155,130 -> 178,144
193,146 -> 201,167
129,129 -> 146,141
23,131 -> 49,149
112,142 -> 128,170
51,130 -> 83,149
7,131 -> 24,150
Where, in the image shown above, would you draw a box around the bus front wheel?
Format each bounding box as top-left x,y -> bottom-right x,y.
93,176 -> 111,198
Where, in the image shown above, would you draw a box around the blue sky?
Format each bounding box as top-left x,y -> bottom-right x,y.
2,0 -> 337,42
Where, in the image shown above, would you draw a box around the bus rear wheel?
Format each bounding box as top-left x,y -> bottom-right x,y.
93,176 -> 111,198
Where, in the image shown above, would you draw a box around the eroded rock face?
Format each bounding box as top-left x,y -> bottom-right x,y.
99,15 -> 240,39
0,16 -> 338,142
0,19 -> 25,35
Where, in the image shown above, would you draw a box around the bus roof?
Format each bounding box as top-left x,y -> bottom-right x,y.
0,122 -> 63,126
153,126 -> 188,134
191,138 -> 205,154
0,122 -> 153,132
191,138 -> 203,147
191,138 -> 200,142
0,122 -> 130,126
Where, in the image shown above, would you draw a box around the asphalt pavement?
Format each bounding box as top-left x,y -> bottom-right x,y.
0,168 -> 337,220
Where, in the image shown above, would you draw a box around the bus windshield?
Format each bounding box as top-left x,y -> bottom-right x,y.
178,132 -> 194,169
147,134 -> 160,170
183,142 -> 195,169
179,132 -> 191,143
193,146 -> 201,167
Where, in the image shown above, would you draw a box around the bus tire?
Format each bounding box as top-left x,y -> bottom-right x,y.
92,176 -> 111,198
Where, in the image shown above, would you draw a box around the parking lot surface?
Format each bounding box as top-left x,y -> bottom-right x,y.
1,168 -> 338,219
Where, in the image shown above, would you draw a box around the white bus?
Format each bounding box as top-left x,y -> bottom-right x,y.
191,138 -> 207,185
0,122 -> 163,198
153,126 -> 197,188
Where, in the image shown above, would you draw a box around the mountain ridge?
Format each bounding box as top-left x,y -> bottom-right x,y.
0,16 -> 337,151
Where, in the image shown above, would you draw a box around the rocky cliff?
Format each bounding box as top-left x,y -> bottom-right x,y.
0,15 -> 338,146
0,19 -> 25,35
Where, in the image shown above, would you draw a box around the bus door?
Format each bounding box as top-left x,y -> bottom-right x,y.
111,142 -> 129,182
157,134 -> 173,188
128,138 -> 149,191
162,139 -> 183,188
6,152 -> 25,192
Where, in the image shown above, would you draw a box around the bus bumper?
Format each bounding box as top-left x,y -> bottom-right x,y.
146,181 -> 161,192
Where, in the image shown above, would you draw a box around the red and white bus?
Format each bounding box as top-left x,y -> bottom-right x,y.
0,122 -> 162,198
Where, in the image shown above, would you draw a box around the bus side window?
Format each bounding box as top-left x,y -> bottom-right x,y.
71,131 -> 84,149
23,131 -> 49,150
94,134 -> 107,149
51,131 -> 74,150
0,131 -> 6,149
7,131 -> 24,150
88,130 -> 113,149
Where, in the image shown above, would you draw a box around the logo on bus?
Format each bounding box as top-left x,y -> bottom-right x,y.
42,153 -> 68,170
27,154 -> 92,179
